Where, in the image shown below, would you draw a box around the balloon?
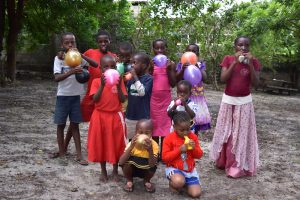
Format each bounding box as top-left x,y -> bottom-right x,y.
184,136 -> 192,150
181,52 -> 198,65
125,64 -> 132,73
175,99 -> 182,106
153,55 -> 167,67
116,63 -> 125,75
75,68 -> 90,84
104,69 -> 120,86
124,72 -> 133,81
183,65 -> 202,86
65,49 -> 82,67
135,134 -> 149,150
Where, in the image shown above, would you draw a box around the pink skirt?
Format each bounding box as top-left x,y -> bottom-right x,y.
209,102 -> 259,178
150,90 -> 171,137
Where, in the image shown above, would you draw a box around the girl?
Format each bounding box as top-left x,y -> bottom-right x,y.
150,39 -> 176,154
87,55 -> 127,182
209,36 -> 260,178
162,111 -> 203,198
176,44 -> 211,134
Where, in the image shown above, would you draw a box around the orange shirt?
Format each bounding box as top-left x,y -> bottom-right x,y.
89,78 -> 127,112
162,131 -> 203,172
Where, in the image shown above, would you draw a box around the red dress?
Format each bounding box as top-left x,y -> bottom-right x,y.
87,78 -> 127,164
80,49 -> 116,122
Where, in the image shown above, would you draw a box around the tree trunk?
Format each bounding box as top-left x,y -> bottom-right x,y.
0,0 -> 5,54
6,0 -> 24,82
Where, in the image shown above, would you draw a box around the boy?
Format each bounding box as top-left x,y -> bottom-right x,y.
125,52 -> 153,139
119,119 -> 158,193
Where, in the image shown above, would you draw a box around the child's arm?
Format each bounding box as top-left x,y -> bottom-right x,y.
167,100 -> 177,118
81,53 -> 98,68
130,68 -> 152,96
167,60 -> 177,87
245,52 -> 260,87
181,99 -> 196,119
176,62 -> 189,82
92,75 -> 105,102
119,136 -> 137,165
116,76 -> 127,103
144,138 -> 158,167
54,66 -> 82,82
162,136 -> 187,163
220,53 -> 241,82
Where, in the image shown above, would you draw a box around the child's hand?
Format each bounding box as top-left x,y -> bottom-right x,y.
130,134 -> 138,148
182,62 -> 190,70
234,51 -> 243,62
167,59 -> 176,71
101,74 -> 106,86
144,138 -> 153,152
70,66 -> 83,74
180,144 -> 187,153
244,52 -> 253,64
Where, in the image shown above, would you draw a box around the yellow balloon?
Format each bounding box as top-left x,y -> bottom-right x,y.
64,49 -> 82,67
184,136 -> 192,150
135,134 -> 149,150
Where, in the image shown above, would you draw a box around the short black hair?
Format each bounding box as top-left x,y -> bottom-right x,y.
95,29 -> 111,40
173,111 -> 191,125
118,41 -> 133,53
60,32 -> 75,43
177,80 -> 192,91
187,43 -> 199,52
234,36 -> 250,45
152,39 -> 167,48
134,52 -> 150,66
136,119 -> 153,130
100,54 -> 115,66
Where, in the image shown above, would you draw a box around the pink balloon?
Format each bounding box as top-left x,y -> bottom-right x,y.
175,99 -> 182,106
104,69 -> 120,86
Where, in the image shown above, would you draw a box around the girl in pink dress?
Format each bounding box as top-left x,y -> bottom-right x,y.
210,36 -> 260,178
150,39 -> 176,154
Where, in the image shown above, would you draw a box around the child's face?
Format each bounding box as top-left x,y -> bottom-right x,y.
101,57 -> 116,72
235,37 -> 250,53
177,84 -> 191,102
97,35 -> 110,53
61,35 -> 76,51
132,55 -> 146,76
186,45 -> 199,57
136,121 -> 152,138
174,121 -> 190,138
118,48 -> 132,64
153,41 -> 166,55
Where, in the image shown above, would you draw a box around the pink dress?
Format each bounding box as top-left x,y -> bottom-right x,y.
150,66 -> 171,137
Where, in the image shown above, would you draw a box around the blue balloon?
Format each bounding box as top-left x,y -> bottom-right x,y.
75,68 -> 90,84
183,65 -> 202,86
153,55 -> 167,67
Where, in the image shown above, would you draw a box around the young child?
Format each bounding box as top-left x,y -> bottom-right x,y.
167,80 -> 198,132
125,52 -> 153,139
162,111 -> 203,198
87,55 -> 127,182
209,36 -> 260,178
119,119 -> 158,193
52,32 -> 94,165
80,29 -> 116,122
150,39 -> 176,154
176,44 -> 211,134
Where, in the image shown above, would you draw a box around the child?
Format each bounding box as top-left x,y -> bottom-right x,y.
162,111 -> 203,198
52,32 -> 93,165
150,39 -> 176,154
209,36 -> 260,178
119,119 -> 158,193
176,44 -> 211,134
80,29 -> 116,122
167,80 -> 198,132
87,55 -> 127,182
125,52 -> 153,139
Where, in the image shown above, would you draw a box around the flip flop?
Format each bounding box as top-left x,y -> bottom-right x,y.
144,182 -> 155,193
123,182 -> 134,192
74,158 -> 88,166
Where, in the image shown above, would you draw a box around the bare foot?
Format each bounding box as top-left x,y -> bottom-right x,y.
100,173 -> 108,182
112,172 -> 119,182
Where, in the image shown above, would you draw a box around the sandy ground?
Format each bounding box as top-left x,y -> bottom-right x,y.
0,77 -> 299,200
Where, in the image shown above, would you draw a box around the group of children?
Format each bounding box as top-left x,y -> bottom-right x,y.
51,29 -> 260,198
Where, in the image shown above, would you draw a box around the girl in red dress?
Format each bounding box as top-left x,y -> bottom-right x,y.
87,55 -> 127,182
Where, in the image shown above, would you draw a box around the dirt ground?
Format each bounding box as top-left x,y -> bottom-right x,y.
0,77 -> 299,200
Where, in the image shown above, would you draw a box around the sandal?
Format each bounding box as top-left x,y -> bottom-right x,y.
123,181 -> 134,192
74,158 -> 89,166
144,182 -> 155,193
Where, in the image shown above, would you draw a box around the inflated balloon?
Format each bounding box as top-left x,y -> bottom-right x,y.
181,52 -> 198,65
104,69 -> 120,86
116,63 -> 125,75
183,65 -> 202,86
65,49 -> 82,67
153,55 -> 167,67
124,72 -> 133,81
125,64 -> 132,73
175,99 -> 182,106
75,68 -> 90,84
184,136 -> 192,150
135,134 -> 149,150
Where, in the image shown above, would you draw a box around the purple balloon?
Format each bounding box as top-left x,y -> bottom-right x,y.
153,55 -> 167,67
104,69 -> 120,86
183,65 -> 202,86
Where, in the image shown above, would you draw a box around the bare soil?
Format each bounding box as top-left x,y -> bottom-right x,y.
0,77 -> 299,200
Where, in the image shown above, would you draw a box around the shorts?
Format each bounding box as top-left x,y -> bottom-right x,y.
54,95 -> 82,125
165,167 -> 200,186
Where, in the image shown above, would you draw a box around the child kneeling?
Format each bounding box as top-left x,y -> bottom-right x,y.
119,119 -> 158,193
162,111 -> 203,198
